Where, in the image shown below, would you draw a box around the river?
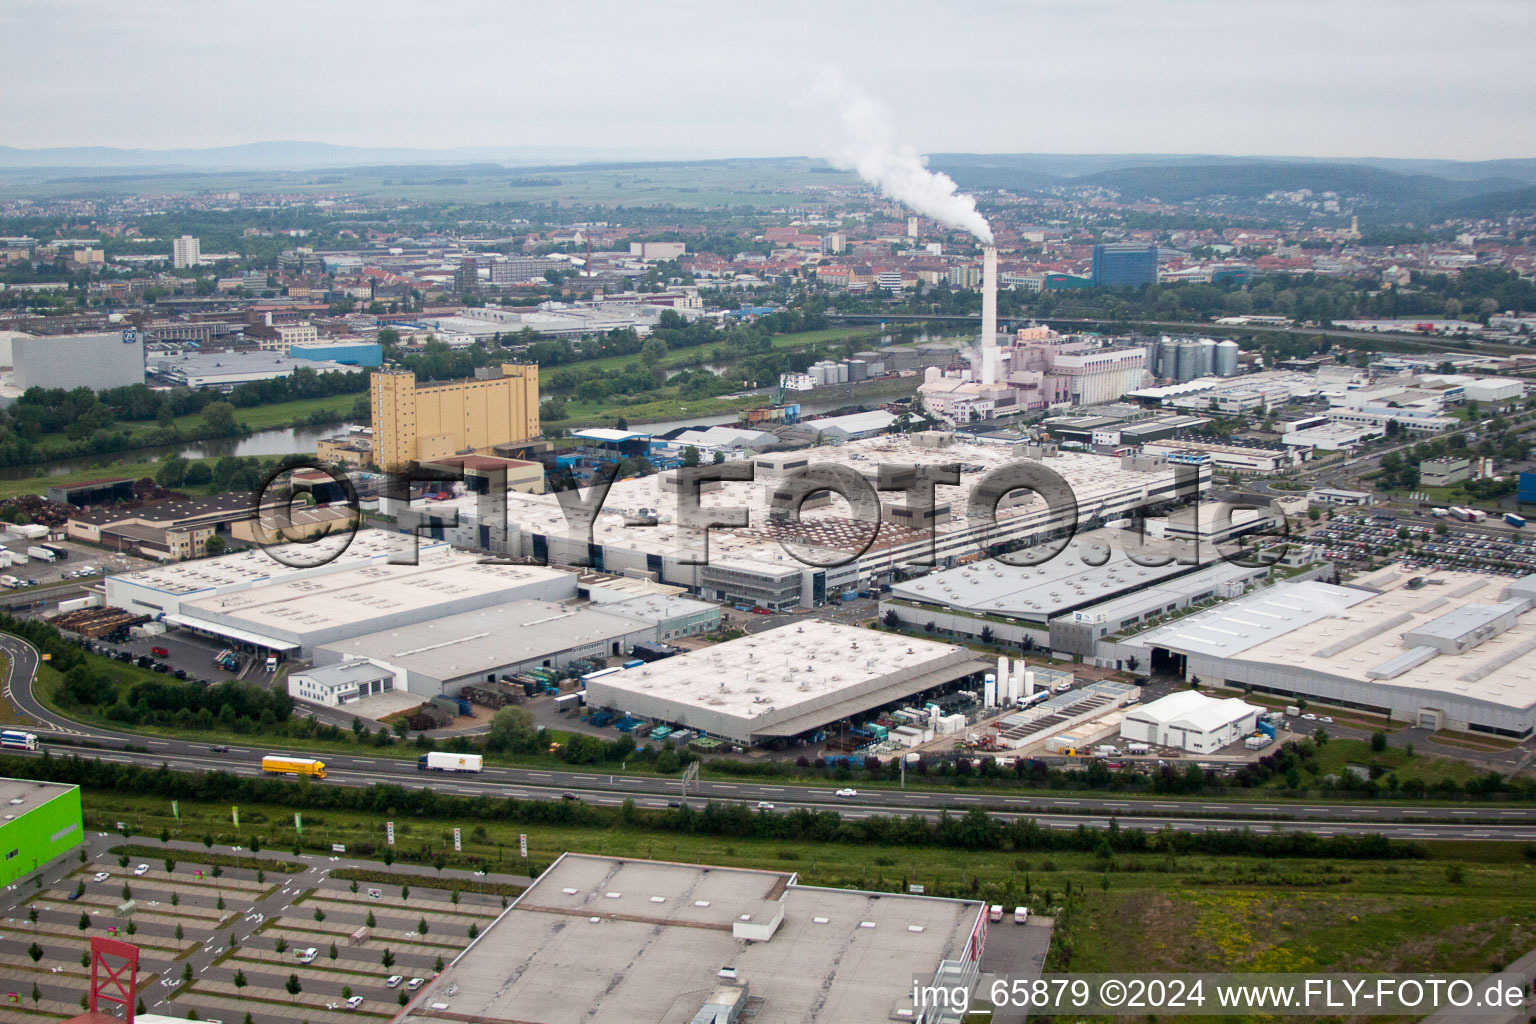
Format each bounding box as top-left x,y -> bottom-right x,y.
0,423 -> 355,483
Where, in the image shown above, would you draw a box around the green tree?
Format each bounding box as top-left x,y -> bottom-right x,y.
233,969 -> 247,989
203,535 -> 226,556
27,941 -> 42,963
381,948 -> 394,968
78,911 -> 91,930
1370,731 -> 1388,753
201,401 -> 238,437
286,973 -> 301,995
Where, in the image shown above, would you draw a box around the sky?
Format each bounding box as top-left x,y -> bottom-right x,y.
3,0 -> 1535,161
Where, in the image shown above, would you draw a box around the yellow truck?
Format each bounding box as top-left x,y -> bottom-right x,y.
261,755 -> 326,779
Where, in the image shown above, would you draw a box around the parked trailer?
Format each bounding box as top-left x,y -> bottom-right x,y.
260,755 -> 326,779
417,752 -> 483,773
26,546 -> 56,563
40,544 -> 67,561
1506,513 -> 1526,528
0,730 -> 38,751
553,693 -> 582,712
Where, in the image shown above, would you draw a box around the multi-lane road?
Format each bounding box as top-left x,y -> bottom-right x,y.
4,632 -> 1536,841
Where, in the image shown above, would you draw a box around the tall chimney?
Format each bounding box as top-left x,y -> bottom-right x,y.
980,245 -> 998,384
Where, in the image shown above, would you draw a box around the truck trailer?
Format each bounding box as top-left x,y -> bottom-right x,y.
417,752 -> 483,773
26,546 -> 56,563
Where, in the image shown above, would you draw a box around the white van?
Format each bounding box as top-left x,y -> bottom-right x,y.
1014,906 -> 1029,924
295,947 -> 318,964
988,904 -> 1003,923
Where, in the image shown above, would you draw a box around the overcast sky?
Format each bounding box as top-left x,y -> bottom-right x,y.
4,0 -> 1533,161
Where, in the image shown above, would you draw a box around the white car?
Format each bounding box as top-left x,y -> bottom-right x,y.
756,801 -> 775,810
835,788 -> 858,798
406,978 -> 425,991
1318,715 -> 1334,724
133,864 -> 148,876
386,976 -> 403,988
92,872 -> 110,882
1300,713 -> 1318,721
345,996 -> 364,1010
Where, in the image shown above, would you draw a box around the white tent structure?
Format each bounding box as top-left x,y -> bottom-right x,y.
1119,690 -> 1261,754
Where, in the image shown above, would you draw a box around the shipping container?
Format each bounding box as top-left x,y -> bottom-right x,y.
1506,513 -> 1526,528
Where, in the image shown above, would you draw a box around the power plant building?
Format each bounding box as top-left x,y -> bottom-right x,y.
371,364 -> 540,470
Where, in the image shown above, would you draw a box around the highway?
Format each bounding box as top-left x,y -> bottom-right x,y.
4,632 -> 1536,840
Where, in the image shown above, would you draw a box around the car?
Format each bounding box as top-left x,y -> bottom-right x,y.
667,800 -> 683,808
835,788 -> 858,798
345,996 -> 364,1010
93,871 -> 110,882
385,976 -> 404,988
751,607 -> 771,614
133,864 -> 148,876
1301,713 -> 1318,721
210,745 -> 229,753
756,801 -> 775,810
406,979 -> 425,991
150,646 -> 169,657
1318,715 -> 1334,724
67,890 -> 81,900
295,947 -> 318,964
561,792 -> 579,801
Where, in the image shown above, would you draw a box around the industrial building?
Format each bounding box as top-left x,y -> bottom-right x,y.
286,660 -> 398,707
69,492 -> 289,560
581,621 -> 985,745
1109,569 -> 1536,738
288,339 -> 383,366
882,529 -> 1268,659
0,778 -> 83,887
104,529 -> 441,618
371,365 -> 540,471
1092,243 -> 1159,287
1118,691 -> 1263,753
314,600 -> 656,697
423,434 -> 1208,611
399,853 -> 987,1024
12,331 -> 145,390
150,351 -> 365,389
166,548 -> 577,657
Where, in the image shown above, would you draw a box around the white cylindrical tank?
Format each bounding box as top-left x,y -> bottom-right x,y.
1199,337 -> 1217,375
1023,668 -> 1035,697
1216,339 -> 1240,376
983,673 -> 997,708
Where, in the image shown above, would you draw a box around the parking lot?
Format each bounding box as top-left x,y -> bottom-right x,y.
0,537 -> 151,593
1308,510 -> 1536,575
0,840 -> 507,1024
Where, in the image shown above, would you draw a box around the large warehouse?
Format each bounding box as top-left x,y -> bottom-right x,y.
12,330 -> 144,390
401,854 -> 988,1024
313,600 -> 656,697
582,621 -> 987,745
420,434 -> 1209,610
105,529 -> 449,618
1112,567 -> 1536,738
0,778 -> 82,887
167,548 -> 575,656
1118,691 -> 1262,753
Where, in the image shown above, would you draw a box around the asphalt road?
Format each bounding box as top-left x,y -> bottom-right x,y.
5,633 -> 1536,840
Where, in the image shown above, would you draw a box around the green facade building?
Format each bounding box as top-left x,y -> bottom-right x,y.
0,777 -> 83,886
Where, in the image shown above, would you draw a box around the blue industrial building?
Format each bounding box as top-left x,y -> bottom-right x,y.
288,340 -> 383,367
1519,472 -> 1536,505
1092,244 -> 1159,288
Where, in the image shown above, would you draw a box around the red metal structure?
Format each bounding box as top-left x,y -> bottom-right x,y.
89,937 -> 139,1024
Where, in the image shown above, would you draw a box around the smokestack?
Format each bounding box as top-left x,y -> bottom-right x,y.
980,246 -> 998,384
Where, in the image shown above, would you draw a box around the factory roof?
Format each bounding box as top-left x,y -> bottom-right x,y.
799,409 -> 898,436
401,853 -> 984,1024
1066,559 -> 1265,628
1126,569 -> 1536,711
177,548 -> 573,637
290,660 -> 393,689
107,529 -> 441,597
572,427 -> 652,443
889,529 -> 1211,622
0,776 -> 76,810
443,433 -> 1194,572
585,621 -> 975,725
599,593 -> 719,624
317,600 -> 647,681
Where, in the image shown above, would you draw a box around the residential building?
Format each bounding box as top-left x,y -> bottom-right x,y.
172,235 -> 200,269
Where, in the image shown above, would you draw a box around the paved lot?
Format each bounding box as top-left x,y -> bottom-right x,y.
979,914 -> 1055,1024
0,835 -> 522,1024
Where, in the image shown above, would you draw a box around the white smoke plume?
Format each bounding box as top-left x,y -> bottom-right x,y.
825,77 -> 993,244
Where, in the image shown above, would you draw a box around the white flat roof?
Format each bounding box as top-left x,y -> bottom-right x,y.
1128,570 -> 1536,712
177,548 -> 572,636
403,854 -> 982,1024
588,621 -> 970,722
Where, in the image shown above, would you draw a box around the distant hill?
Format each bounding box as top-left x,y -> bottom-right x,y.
0,141 -> 699,171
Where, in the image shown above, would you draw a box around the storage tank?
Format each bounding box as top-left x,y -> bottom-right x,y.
845,359 -> 868,381
834,362 -> 848,383
1216,339 -> 1240,377
1198,338 -> 1217,376
983,673 -> 997,708
1176,340 -> 1203,381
